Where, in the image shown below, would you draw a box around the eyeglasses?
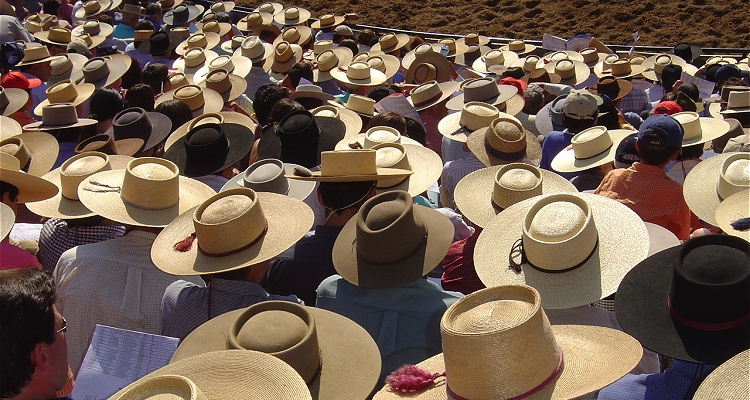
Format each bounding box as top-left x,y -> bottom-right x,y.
52,316 -> 68,337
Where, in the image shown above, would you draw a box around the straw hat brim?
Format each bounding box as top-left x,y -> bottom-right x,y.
329,67 -> 388,87
73,0 -> 113,18
70,22 -> 113,38
310,15 -> 345,29
111,350 -> 312,400
580,52 -> 608,68
310,107 -> 362,138
34,83 -> 95,117
0,202 -> 13,240
451,45 -> 493,67
152,191 -> 312,275
643,222 -> 681,256
471,51 -> 520,73
401,44 -> 441,70
3,131 -> 60,177
467,123 -> 542,167
682,152 -> 742,226
538,51 -> 585,66
520,70 -> 562,84
155,87 -> 225,118
162,4 -> 203,26
77,170 -> 215,227
172,49 -> 219,75
456,35 -> 490,47
327,99 -> 377,119
15,53 -> 54,67
313,48 -> 355,82
171,307 -> 380,400
375,144 -> 441,197
47,54 -> 88,86
25,155 -> 133,219
454,165 -> 577,228
587,79 -> 633,101
407,81 -> 459,112
550,129 -> 634,173
544,60 -> 592,85
714,189 -> 750,242
236,12 -> 274,31
193,57 -> 252,84
33,30 -> 73,46
269,44 -> 304,80
74,57 -> 128,89
196,22 -> 232,37
273,26 -> 313,47
681,117 -> 731,147
0,168 -> 59,203
163,122 -> 253,177
287,167 -> 413,184
615,243 -> 749,365
499,43 -> 537,55
404,53 -> 453,84
474,193 -> 649,309
221,163 -> 316,201
373,324 -> 642,400
693,349 -> 749,400
23,116 -> 98,132
436,112 -> 475,143
273,8 -> 312,25
197,73 -> 248,103
233,42 -> 274,70
370,33 -> 410,53
334,134 -> 422,151
445,83 -> 518,111
175,32 -> 221,56
164,112 -> 257,152
0,116 -> 21,140
593,62 -> 647,79
1,88 -> 29,116
333,202 -> 453,289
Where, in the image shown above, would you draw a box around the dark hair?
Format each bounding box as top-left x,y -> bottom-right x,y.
562,114 -> 597,134
636,137 -> 680,165
366,86 -> 395,103
89,88 -> 123,121
678,143 -> 703,160
119,55 -> 142,90
125,84 -> 155,111
287,62 -> 314,89
675,83 -> 699,102
0,269 -> 57,399
337,39 -> 359,56
267,98 -> 304,125
133,20 -> 155,47
356,29 -> 377,47
404,117 -> 427,147
365,112 -> 406,135
501,67 -> 525,79
0,181 -> 19,203
145,2 -> 161,16
661,64 -> 682,91
318,181 -> 375,215
154,100 -> 192,133
254,85 -> 290,125
596,96 -> 622,130
42,0 -> 60,15
213,11 -> 230,23
142,63 -> 169,94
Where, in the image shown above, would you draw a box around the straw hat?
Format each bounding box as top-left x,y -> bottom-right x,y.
467,114 -> 542,167
254,1 -> 283,14
329,93 -> 377,118
26,152 -> 133,219
155,85 -> 224,118
500,39 -> 537,55
163,122 -> 253,177
361,53 -> 400,81
286,149 -> 413,185
474,193 -> 649,309
406,80 -> 459,112
371,143 -> 441,197
74,0 -> 117,19
370,33 -> 410,54
520,68 -> 561,84
616,235 -> 749,364
310,13 -> 345,29
456,32 -> 490,47
434,38 -> 469,57
197,20 -> 232,37
312,48 -> 353,82
165,112 -> 256,151
138,31 -> 182,55
714,189 -> 750,242
236,11 -> 278,36
593,58 -> 646,79
175,32 -> 221,56
693,349 -> 749,400
273,25 -> 313,47
168,71 -> 194,90
33,27 -> 74,46
672,111 -> 731,147
133,29 -> 154,43
373,284 -> 643,400
453,44 -> 491,67
111,375 -> 209,400
221,159 -> 315,201
401,43 -> 440,70
0,116 -> 22,141
334,126 -> 422,151
471,49 -> 520,73
454,163 -> 577,228
163,3 -> 204,26
0,153 -> 58,203
310,105 -> 361,137
77,157 -> 215,227
0,202 -> 13,241
445,78 -> 520,113
404,52 -> 453,84
106,107 -> 173,154
537,50 -> 584,66
74,56 -> 128,89
269,41 -> 303,79
33,80 -> 94,116
544,59 -> 592,85
332,190 -> 452,288
46,53 -> 88,86
110,350 -> 311,400
197,69 -> 247,102
641,53 -> 697,81
550,126 -> 635,173
288,85 -> 336,105
273,6 -> 311,25
708,87 -> 750,118
330,61 -> 387,87
74,133 -> 143,157
579,47 -> 608,68
71,19 -> 113,38
683,152 -> 749,226
220,35 -> 245,54
173,48 -> 219,75
23,103 -> 97,132
170,302 -> 380,400
438,101 -> 500,143
233,36 -> 274,71
0,131 -> 59,177
0,87 -> 29,117
643,222 -> 681,256
719,91 -> 750,115
15,43 -> 53,67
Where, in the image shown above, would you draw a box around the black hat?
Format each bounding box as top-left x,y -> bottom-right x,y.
138,31 -> 181,55
614,133 -> 639,168
615,235 -> 749,365
106,107 -> 172,153
257,110 -> 346,168
669,43 -> 702,63
163,122 -> 253,177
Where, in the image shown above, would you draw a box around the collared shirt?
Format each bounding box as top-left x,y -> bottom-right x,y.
316,275 -> 463,380
54,230 -> 203,375
161,278 -> 300,340
619,87 -> 651,114
0,239 -> 42,270
124,42 -> 152,70
594,162 -> 696,240
244,67 -> 277,99
598,360 -> 716,400
38,218 -> 125,271
22,72 -> 47,121
540,129 -> 579,180
440,153 -> 486,209
441,229 -> 485,295
265,225 -> 342,305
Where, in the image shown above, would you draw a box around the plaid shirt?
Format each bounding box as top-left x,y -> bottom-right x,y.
619,88 -> 651,114
38,218 -> 125,271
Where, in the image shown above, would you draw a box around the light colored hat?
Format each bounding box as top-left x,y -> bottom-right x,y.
33,27 -> 74,46
0,152 -> 58,203
221,159 -> 315,201
110,350 -> 312,400
152,188 -> 312,275
175,32 -> 221,56
683,152 -> 750,226
310,13 -> 345,29
273,25 -> 313,47
438,101 -> 500,143
474,193 -> 649,309
74,56 -> 128,89
0,87 -> 29,117
372,143 -> 441,197
714,189 -> 750,242
133,29 -> 154,42
435,38 -> 469,57
454,163 -> 577,228
406,80 -> 459,112
197,20 -> 232,37
719,91 -> 750,115
500,39 -> 537,55
446,78 -> 522,114
330,61 -> 388,87
173,47 -> 219,75
333,190 -> 453,288
454,43 -> 491,67
593,58 -> 646,79
197,69 -> 247,102
74,0 -> 116,19
165,112 -> 256,151
168,71 -> 194,90
0,202 -> 13,241
288,85 -> 336,104
273,7 -> 312,25
513,54 -> 542,73
471,49 -> 520,73
15,43 -> 53,67
310,105 -> 361,137
253,1 -> 283,14
269,41 -> 303,79
74,133 -> 143,157
404,52 -> 453,84
544,59 -> 592,85
170,301 -> 381,400
70,20 -> 113,39
47,53 -> 88,86
693,349 -> 749,400
77,157 -> 215,227
467,114 -> 542,167
330,93 -> 377,118
373,285 -> 643,399
641,53 -> 698,81
672,111 -> 731,147
23,103 -> 97,132
313,48 -> 354,82
0,131 -> 59,177
287,149 -> 413,184
0,116 -> 22,141
551,126 -> 635,173
370,33 -> 410,54
456,32 -> 490,47
220,35 -> 245,54
70,32 -> 106,50
26,152 -> 132,219
34,80 -> 95,116
233,36 -> 274,71
236,11 -> 277,35
400,43 -> 440,70
362,53 -> 400,80
708,88 -> 750,119
155,85 -> 224,118
643,222 -> 681,256
579,47 -> 608,68
537,50 -> 585,67
334,126 -> 422,151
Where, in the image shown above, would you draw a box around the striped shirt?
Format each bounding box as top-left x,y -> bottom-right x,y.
38,218 -> 125,271
440,154 -> 486,209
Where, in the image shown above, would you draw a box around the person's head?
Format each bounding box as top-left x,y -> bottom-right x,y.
675,83 -> 699,102
213,11 -> 230,22
317,180 -> 376,219
0,181 -> 20,214
596,95 -> 622,130
636,114 -> 684,167
133,20 -> 155,47
125,83 -> 155,111
521,84 -> 545,115
267,98 -> 304,125
0,268 -> 68,400
18,60 -> 52,83
366,86 -> 395,103
660,64 -> 682,91
677,143 -> 703,161
356,29 -> 376,47
404,117 -> 427,147
89,88 -> 124,126
154,99 -> 192,134
145,2 -> 161,18
365,112 -> 406,135
287,61 -> 313,89
562,90 -> 598,133
337,38 -> 359,56
42,0 -> 60,16
142,63 -> 169,94
120,55 -> 142,90
254,84 -> 290,125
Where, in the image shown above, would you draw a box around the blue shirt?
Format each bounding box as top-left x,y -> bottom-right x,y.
112,23 -> 135,39
598,360 -> 716,400
540,129 -> 579,180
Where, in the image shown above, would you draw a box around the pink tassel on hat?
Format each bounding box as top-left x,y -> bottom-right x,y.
174,232 -> 196,252
386,365 -> 445,392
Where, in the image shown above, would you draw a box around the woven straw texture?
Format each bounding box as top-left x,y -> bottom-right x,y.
683,152 -> 749,226
693,349 -> 750,400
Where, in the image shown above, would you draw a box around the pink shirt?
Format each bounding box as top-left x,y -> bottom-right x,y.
0,240 -> 43,270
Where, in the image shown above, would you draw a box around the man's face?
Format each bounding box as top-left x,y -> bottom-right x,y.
1,190 -> 18,216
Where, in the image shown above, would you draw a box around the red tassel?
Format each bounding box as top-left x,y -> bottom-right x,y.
386,364 -> 445,393
174,233 -> 196,252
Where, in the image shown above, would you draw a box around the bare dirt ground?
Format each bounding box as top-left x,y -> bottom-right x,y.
237,0 -> 750,49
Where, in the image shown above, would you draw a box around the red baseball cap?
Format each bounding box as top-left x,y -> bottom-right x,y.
0,71 -> 42,90
499,77 -> 526,95
652,101 -> 683,115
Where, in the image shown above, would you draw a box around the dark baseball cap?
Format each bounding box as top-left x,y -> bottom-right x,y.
638,114 -> 684,147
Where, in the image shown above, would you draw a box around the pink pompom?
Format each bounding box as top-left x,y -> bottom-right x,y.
173,233 -> 196,252
386,364 -> 445,393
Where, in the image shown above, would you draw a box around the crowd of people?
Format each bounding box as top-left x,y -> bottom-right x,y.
0,0 -> 749,398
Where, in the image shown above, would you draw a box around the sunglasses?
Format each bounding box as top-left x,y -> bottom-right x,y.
52,316 -> 68,338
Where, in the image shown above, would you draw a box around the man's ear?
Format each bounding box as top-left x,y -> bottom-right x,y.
30,342 -> 54,372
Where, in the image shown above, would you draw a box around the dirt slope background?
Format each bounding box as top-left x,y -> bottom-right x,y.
237,0 -> 750,49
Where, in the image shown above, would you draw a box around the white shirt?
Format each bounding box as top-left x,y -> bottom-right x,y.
0,15 -> 33,44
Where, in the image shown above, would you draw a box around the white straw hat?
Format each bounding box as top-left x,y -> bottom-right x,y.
372,143 -> 442,197
0,153 -> 58,203
683,152 -> 750,227
0,202 -> 14,241
437,101 -> 499,143
550,126 -> 634,173
672,111 -> 731,147
335,126 -> 422,151
693,349 -> 750,400
714,189 -> 750,242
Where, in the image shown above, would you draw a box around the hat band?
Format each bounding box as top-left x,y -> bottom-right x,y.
575,143 -> 613,160
485,140 -> 527,161
490,199 -> 505,212
174,220 -> 269,256
509,237 -> 599,274
412,90 -> 444,108
359,233 -> 427,265
668,295 -> 750,331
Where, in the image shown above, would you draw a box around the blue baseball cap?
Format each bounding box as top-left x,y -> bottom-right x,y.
637,114 -> 684,147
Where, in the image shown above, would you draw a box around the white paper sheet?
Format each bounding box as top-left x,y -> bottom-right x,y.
680,72 -> 715,100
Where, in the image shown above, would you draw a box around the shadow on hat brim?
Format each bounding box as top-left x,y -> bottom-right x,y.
233,42 -> 274,71
370,33 -> 410,54
0,116 -> 22,140
550,129 -> 634,173
404,53 -> 453,84
334,134 -> 422,151
467,123 -> 542,167
221,162 -> 316,201
163,122 -> 253,177
3,131 -> 60,177
155,87 -> 225,118
74,57 -> 129,89
104,111 -> 173,153
34,83 -> 95,117
175,31 -> 221,56
680,117 -> 731,147
164,112 -> 257,152
329,66 -> 388,87
587,79 -> 633,101
682,152 -> 741,227
471,50 -> 520,73
197,73 -> 248,103
445,83 -> 517,111
310,106 -> 362,138
0,168 -> 59,203
714,189 -> 750,242
172,49 -> 220,75
1,88 -> 29,117
374,143 -> 441,197
0,202 -> 13,240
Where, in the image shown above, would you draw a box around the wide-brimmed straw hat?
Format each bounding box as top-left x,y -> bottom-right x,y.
287,149 -> 413,185
110,350 -> 311,400
163,122 -> 252,177
269,41 -> 303,79
693,349 -> 749,400
105,107 -> 173,153
500,39 -> 537,55
0,87 -> 29,117
23,103 -> 97,132
165,112 -> 256,151
578,47 -> 608,68
404,52 -> 453,84
456,32 -> 490,47
0,202 -> 13,240
46,53 -> 88,86
273,6 -> 311,25
163,3 -> 204,25
474,193 -> 649,309
74,133 -> 143,157
222,159 -> 315,201
332,190 -> 452,288
74,0 -> 119,19
33,27 -> 74,46
544,59 -> 592,85
0,116 -> 22,141
471,49 -> 520,73
156,85 -> 224,118
173,47 -> 219,75
74,56 -> 128,89
71,19 -> 113,38
370,33 -> 410,54
537,50 -> 584,67
197,20 -> 232,37
445,77 -> 520,113
708,88 -> 750,118
273,25 -> 313,47
329,93 -> 377,118
467,114 -> 542,167
15,43 -> 53,67
714,189 -> 750,242
310,105 -> 361,137
616,235 -> 749,364
587,76 -> 632,101
401,43 -> 440,70
170,301 -> 380,400
310,13 -> 345,29
454,163 -> 577,228
77,157 -> 215,227
330,61 -> 388,87
26,152 -> 132,219
152,187 -> 312,275
683,152 -> 749,226
551,126 -> 635,173
197,69 -> 247,102
0,131 -> 59,177
233,36 -> 274,70
406,80 -> 459,112
371,143 -> 441,197
641,53 -> 698,81
334,126 -> 422,151
373,285 -> 643,400
672,111 -> 730,147
313,48 -> 353,82
438,101 -> 500,143
175,32 -> 221,56
0,153 -> 58,203
34,80 -> 94,116
593,58 -> 646,79
237,11 -> 278,36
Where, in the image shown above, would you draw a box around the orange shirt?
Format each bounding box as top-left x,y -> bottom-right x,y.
594,162 -> 696,240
